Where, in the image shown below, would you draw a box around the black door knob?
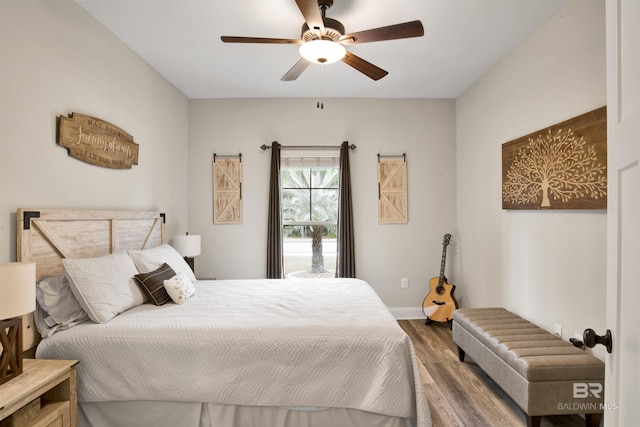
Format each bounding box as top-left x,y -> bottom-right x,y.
583,328 -> 612,354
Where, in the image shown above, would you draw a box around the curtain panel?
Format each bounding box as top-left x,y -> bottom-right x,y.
336,141 -> 356,278
266,142 -> 283,278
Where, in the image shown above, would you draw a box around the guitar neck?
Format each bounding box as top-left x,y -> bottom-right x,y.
438,246 -> 448,284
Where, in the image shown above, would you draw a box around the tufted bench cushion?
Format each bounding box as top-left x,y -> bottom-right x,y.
452,307 -> 604,427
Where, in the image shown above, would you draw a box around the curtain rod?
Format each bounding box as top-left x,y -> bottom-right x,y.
260,143 -> 357,151
213,153 -> 242,161
377,153 -> 406,162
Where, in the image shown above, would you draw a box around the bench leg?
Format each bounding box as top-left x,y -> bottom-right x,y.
585,413 -> 602,427
526,415 -> 541,427
457,346 -> 465,362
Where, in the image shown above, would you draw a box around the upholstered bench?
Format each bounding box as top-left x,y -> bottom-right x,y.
452,308 -> 604,427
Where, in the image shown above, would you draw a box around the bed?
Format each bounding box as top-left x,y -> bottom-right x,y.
16,208 -> 431,427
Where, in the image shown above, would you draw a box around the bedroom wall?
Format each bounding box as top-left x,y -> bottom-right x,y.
455,0 -> 606,355
0,0 -> 602,324
188,98 -> 456,312
0,0 -> 190,262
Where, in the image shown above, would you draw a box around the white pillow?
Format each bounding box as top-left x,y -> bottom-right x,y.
63,252 -> 145,324
34,275 -> 90,337
163,273 -> 196,304
128,244 -> 197,282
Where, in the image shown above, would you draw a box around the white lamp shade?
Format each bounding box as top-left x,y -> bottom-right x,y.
299,40 -> 346,64
173,235 -> 201,257
0,262 -> 36,320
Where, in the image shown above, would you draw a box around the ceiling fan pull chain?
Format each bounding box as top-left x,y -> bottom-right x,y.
317,64 -> 325,109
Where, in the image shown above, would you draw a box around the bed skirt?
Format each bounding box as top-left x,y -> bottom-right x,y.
78,401 -> 414,427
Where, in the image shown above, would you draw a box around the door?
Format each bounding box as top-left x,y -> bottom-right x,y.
605,1 -> 640,425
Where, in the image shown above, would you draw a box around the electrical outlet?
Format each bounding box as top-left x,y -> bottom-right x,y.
554,324 -> 562,338
401,277 -> 409,288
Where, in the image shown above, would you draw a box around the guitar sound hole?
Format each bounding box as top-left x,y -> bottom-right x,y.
436,286 -> 445,295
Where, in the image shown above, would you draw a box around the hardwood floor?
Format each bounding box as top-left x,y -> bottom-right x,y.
398,319 -> 587,427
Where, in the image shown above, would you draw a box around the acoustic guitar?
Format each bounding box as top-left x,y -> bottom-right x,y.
422,233 -> 458,325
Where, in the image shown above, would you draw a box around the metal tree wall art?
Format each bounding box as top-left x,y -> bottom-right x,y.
502,107 -> 607,210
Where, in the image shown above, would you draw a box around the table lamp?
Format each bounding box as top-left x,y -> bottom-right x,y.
0,262 -> 36,385
172,233 -> 201,273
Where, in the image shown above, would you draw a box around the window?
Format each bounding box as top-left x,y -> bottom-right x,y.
281,161 -> 339,278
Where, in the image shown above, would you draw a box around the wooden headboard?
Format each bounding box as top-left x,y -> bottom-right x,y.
16,208 -> 165,351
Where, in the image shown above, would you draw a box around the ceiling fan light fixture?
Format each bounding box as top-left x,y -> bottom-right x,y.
299,40 -> 346,64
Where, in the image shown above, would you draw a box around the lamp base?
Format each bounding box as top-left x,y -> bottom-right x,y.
184,257 -> 195,273
0,317 -> 23,385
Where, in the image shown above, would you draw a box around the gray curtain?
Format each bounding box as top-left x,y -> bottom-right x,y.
336,141 -> 356,278
266,141 -> 283,278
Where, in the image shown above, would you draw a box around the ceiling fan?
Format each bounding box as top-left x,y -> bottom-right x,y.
220,0 -> 424,81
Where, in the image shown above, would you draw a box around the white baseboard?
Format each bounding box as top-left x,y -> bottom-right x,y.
388,307 -> 425,320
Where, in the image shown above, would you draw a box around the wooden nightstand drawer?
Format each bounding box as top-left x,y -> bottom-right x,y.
0,397 -> 40,426
30,401 -> 68,427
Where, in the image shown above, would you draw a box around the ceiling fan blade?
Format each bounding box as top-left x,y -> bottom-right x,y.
341,52 -> 388,81
295,0 -> 325,34
221,36 -> 302,45
339,20 -> 424,44
281,58 -> 311,81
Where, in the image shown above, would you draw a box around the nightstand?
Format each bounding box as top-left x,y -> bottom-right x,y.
0,359 -> 78,427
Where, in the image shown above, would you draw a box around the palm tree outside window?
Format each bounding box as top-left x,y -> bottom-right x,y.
281,161 -> 339,277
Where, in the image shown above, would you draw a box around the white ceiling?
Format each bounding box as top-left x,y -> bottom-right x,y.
75,0 -> 567,100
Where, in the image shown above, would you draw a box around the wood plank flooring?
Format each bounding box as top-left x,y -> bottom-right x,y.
398,319 -> 587,427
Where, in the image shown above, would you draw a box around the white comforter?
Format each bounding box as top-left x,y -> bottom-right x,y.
37,278 -> 430,426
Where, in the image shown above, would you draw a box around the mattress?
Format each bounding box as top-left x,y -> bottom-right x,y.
37,278 -> 431,427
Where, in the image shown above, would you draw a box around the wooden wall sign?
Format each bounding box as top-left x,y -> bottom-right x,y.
378,154 -> 408,224
57,113 -> 139,169
502,106 -> 607,210
213,154 -> 242,224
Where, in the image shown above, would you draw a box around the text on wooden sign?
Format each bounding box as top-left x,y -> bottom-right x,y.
58,113 -> 139,169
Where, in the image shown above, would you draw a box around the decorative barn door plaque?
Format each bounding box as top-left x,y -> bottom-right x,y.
378,154 -> 408,224
502,106 -> 607,210
213,154 -> 242,224
57,113 -> 139,169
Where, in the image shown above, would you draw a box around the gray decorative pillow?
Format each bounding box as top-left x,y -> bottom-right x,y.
63,252 -> 145,324
128,244 -> 196,282
134,263 -> 175,306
